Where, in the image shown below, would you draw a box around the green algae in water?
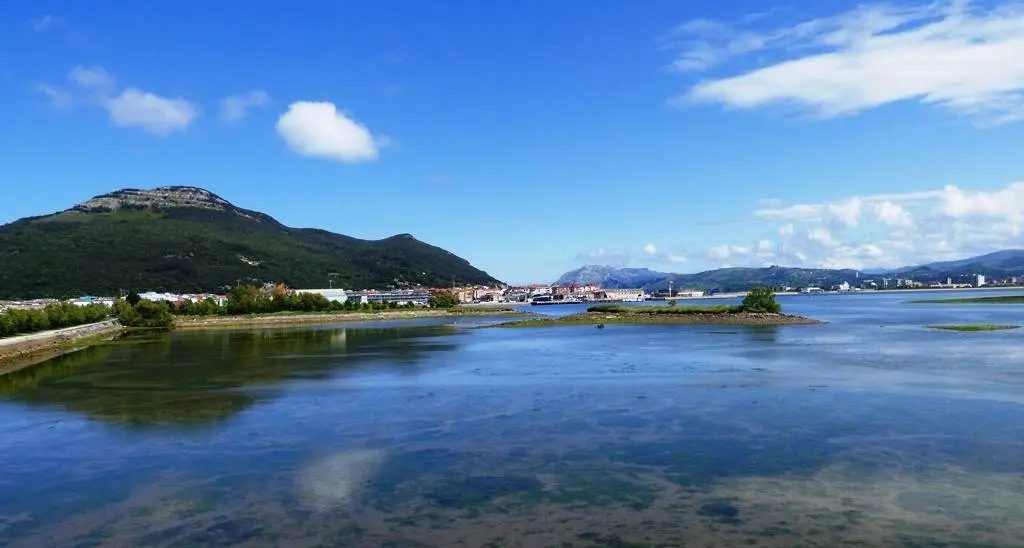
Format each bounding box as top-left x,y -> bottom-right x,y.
927,324 -> 1020,332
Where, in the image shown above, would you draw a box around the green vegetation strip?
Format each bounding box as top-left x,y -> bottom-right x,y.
911,295 -> 1024,304
927,324 -> 1021,332
588,304 -> 743,314
496,303 -> 820,328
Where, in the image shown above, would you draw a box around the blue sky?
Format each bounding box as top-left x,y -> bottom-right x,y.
4,0 -> 1024,284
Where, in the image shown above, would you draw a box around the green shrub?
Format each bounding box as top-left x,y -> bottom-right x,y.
428,291 -> 460,309
118,299 -> 174,328
0,302 -> 112,338
741,287 -> 781,313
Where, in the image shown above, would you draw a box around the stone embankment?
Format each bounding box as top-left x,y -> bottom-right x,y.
0,320 -> 123,372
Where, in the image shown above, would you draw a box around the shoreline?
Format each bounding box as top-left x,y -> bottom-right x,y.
495,311 -> 822,328
0,308 -> 530,374
0,320 -> 124,375
173,307 -> 530,330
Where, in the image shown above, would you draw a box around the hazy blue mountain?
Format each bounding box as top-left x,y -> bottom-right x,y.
891,249 -> 1024,274
554,249 -> 1024,293
654,266 -> 863,293
554,265 -> 670,288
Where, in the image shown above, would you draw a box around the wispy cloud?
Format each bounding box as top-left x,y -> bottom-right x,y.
34,84 -> 74,108
36,66 -> 198,135
28,15 -> 59,32
707,181 -> 1024,270
669,1 -> 1024,124
575,247 -> 632,268
219,90 -> 270,122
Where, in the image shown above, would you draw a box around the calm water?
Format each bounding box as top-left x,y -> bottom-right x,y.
3,290 -> 1024,547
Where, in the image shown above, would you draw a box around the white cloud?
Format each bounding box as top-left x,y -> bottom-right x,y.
68,66 -> 114,92
666,254 -> 689,263
827,197 -> 862,227
575,247 -> 631,267
709,244 -> 752,260
939,182 -> 1024,221
756,203 -> 823,222
104,88 -> 198,135
707,180 -> 1024,272
220,90 -> 270,122
708,245 -> 732,260
275,101 -> 380,163
874,201 -> 914,227
672,1 -> 1024,124
36,66 -> 199,135
643,243 -> 658,255
807,227 -> 839,247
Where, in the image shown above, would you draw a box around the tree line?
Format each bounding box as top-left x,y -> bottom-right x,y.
0,303 -> 111,338
169,286 -> 432,317
1,286 -> 463,338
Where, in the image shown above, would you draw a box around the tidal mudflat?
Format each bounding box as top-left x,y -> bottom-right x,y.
2,290 -> 1024,546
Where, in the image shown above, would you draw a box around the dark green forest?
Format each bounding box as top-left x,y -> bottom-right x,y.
0,202 -> 500,299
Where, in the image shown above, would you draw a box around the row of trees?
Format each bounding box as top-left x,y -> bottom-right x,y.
0,303 -> 111,338
1,286 -> 465,338
171,286 -> 431,317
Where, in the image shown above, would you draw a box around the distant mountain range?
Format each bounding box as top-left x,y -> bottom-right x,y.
0,186 -> 501,299
556,249 -> 1024,292
553,266 -> 670,289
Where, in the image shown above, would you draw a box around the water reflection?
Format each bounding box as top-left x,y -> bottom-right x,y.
0,325 -> 462,427
3,291 -> 1024,546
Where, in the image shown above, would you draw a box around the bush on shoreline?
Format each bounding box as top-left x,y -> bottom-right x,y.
116,299 -> 174,328
0,303 -> 111,339
740,287 -> 782,314
428,291 -> 460,309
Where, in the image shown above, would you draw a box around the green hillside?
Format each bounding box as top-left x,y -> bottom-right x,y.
657,266 -> 863,293
0,187 -> 500,299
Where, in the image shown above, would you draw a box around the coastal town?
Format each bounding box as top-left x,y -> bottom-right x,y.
1,270 -> 1018,312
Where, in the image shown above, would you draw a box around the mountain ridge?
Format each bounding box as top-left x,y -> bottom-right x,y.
0,186 -> 501,299
554,250 -> 1024,292
554,265 -> 670,288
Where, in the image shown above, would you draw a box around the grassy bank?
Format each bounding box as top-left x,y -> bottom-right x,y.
0,321 -> 124,375
927,324 -> 1021,332
174,306 -> 529,329
911,295 -> 1024,304
495,304 -> 820,328
589,304 -> 743,314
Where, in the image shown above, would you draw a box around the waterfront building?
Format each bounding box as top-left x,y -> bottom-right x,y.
294,288 -> 349,302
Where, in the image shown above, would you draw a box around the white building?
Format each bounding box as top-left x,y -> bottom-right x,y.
295,288 -> 349,302
597,288 -> 645,301
976,274 -> 986,287
139,291 -> 181,303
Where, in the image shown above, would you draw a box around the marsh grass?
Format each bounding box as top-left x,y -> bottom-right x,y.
912,296 -> 1024,304
927,324 -> 1020,332
588,304 -> 743,315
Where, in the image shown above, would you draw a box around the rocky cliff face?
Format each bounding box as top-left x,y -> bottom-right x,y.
72,186 -> 235,213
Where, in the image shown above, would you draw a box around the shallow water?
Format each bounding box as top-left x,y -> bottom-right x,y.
3,290 -> 1024,546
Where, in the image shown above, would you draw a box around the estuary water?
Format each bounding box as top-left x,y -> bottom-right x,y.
2,290 -> 1024,546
